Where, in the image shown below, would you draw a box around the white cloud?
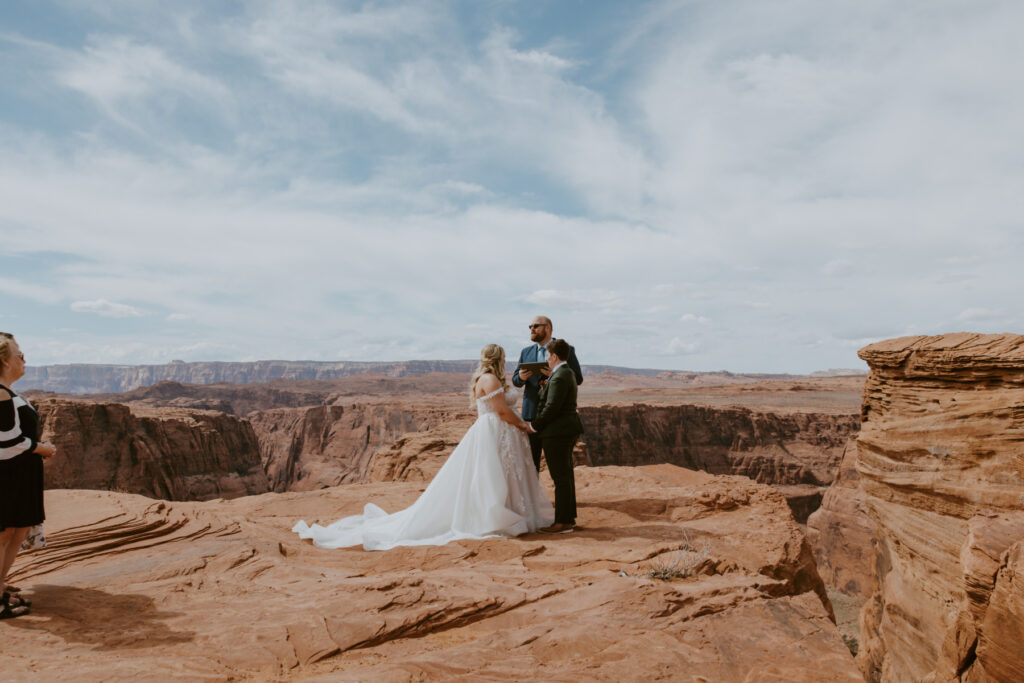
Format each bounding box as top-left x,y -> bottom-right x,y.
58,36 -> 229,125
2,1 -> 1023,373
71,299 -> 144,318
666,337 -> 700,355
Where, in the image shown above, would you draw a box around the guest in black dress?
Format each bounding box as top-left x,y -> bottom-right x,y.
0,332 -> 56,619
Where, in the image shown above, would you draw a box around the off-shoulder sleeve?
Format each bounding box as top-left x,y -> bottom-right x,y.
0,388 -> 35,460
477,386 -> 505,401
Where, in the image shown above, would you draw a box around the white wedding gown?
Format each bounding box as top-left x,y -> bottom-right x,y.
292,387 -> 554,550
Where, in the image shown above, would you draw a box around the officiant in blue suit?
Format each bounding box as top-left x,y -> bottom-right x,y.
512,316 -> 583,471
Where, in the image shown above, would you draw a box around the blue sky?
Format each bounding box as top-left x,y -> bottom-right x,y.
1,0 -> 1022,372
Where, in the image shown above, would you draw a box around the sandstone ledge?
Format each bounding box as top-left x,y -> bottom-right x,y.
6,465 -> 859,681
856,332 -> 1024,682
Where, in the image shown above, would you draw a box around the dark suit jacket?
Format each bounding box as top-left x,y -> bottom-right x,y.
512,343 -> 582,421
530,364 -> 584,439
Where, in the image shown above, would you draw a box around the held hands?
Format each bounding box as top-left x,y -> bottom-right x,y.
36,441 -> 57,458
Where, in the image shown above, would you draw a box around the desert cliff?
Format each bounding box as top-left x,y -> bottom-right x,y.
35,398 -> 269,501
855,333 -> 1024,682
806,440 -> 879,600
580,404 -> 857,522
251,403 -> 473,491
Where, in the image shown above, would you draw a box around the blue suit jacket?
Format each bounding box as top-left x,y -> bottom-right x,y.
512,343 -> 583,421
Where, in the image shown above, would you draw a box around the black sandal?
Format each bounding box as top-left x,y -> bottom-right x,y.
0,592 -> 30,619
2,591 -> 30,608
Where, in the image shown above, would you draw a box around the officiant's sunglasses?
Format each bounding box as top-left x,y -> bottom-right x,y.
529,323 -> 548,329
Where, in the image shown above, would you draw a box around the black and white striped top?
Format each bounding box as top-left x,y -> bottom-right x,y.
0,384 -> 38,460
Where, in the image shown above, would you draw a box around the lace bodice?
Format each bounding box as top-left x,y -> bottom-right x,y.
476,386 -> 507,416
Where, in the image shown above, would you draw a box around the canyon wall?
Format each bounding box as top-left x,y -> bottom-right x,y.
579,404 -> 859,521
855,333 -> 1024,682
28,380 -> 859,521
579,405 -> 856,484
806,440 -> 878,598
249,403 -> 473,491
36,399 -> 269,501
244,402 -> 858,514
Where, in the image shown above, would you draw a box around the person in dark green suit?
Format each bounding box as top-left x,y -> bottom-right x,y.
528,338 -> 584,533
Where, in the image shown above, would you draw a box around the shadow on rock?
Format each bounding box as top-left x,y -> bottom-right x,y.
6,584 -> 195,649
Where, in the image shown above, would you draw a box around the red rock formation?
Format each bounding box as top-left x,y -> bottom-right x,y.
580,405 -> 856,485
6,465 -> 860,680
855,333 -> 1024,682
36,398 -> 269,501
250,402 -> 473,491
806,440 -> 878,598
579,404 -> 858,521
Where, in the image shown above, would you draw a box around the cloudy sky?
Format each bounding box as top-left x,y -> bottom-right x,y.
2,1 -> 1022,373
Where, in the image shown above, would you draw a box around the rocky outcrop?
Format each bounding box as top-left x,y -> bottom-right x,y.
365,414 -> 476,483
579,405 -> 858,521
36,399 -> 269,501
579,405 -> 856,485
855,333 -> 1024,682
806,440 -> 878,598
249,403 -> 473,491
246,400 -> 859,509
6,465 -> 861,680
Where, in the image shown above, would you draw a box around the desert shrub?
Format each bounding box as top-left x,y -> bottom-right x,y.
644,529 -> 711,581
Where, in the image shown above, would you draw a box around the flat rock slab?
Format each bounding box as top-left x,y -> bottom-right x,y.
5,465 -> 860,681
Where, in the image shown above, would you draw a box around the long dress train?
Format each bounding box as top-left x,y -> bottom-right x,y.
292,387 -> 554,550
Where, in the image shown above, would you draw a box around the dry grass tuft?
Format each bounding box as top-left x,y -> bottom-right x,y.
643,529 -> 711,581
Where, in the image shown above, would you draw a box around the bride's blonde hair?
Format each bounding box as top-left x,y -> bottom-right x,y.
469,343 -> 507,405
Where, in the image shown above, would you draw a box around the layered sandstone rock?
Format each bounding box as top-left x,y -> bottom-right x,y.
806,440 -> 878,598
580,405 -> 856,485
249,403 -> 473,491
6,465 -> 860,681
855,333 -> 1024,682
35,398 -> 269,501
580,405 -> 858,521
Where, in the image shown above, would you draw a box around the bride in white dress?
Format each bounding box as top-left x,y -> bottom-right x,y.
293,344 -> 554,550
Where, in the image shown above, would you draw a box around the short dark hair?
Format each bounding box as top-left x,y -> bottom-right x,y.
548,338 -> 570,360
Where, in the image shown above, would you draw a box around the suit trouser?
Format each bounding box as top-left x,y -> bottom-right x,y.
542,435 -> 578,524
528,432 -> 544,472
